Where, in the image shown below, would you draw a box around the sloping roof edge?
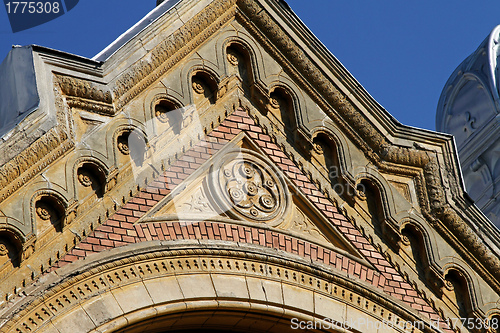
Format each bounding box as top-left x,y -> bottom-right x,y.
92,0 -> 182,62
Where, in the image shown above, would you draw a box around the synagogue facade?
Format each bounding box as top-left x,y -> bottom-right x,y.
0,0 -> 499,332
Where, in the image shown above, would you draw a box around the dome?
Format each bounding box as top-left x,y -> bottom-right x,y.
437,25 -> 500,225
437,25 -> 500,149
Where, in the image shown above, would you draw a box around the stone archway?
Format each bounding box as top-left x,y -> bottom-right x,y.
2,241 -> 431,333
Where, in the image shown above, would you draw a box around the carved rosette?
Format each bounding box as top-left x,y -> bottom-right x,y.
192,79 -> 205,94
0,244 -> 8,256
226,49 -> 239,66
36,203 -> 52,221
78,170 -> 93,187
209,149 -> 289,224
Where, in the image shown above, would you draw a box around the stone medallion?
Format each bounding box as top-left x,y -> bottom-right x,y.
209,149 -> 289,224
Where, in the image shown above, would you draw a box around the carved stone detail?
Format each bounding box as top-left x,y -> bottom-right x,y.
0,127 -> 73,203
36,203 -> 52,221
155,106 -> 170,123
227,49 -> 239,66
77,170 -> 93,187
209,149 -> 288,223
0,244 -> 8,256
117,132 -> 130,155
183,188 -> 213,213
192,79 -> 205,94
291,207 -> 328,243
57,76 -> 112,104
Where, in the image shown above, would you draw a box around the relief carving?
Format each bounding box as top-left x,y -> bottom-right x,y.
57,75 -> 112,104
117,132 -> 131,155
290,207 -> 328,243
209,149 -> 289,223
182,188 -> 213,214
236,0 -> 500,293
36,203 -> 52,221
77,170 -> 93,187
0,244 -> 8,256
57,75 -> 114,116
0,127 -> 73,203
227,49 -> 239,66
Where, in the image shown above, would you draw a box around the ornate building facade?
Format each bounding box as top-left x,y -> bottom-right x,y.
0,0 -> 499,332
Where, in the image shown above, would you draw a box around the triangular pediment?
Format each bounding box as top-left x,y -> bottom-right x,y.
140,132 -> 365,262
0,0 -> 496,325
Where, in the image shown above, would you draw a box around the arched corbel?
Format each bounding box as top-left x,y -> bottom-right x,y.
355,178 -> 401,250
191,70 -> 219,108
32,191 -> 69,234
400,222 -> 445,296
152,97 -> 184,134
0,226 -> 26,267
443,267 -> 476,320
224,42 -> 254,96
75,161 -> 108,199
311,131 -> 356,202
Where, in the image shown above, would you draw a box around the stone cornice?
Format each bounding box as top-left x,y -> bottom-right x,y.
233,0 -> 500,294
0,126 -> 72,207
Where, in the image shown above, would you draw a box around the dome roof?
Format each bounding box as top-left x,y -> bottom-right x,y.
436,25 -> 500,149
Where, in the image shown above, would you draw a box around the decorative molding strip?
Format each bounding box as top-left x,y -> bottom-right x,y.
0,242 -> 448,333
65,97 -> 115,116
0,127 -> 73,206
57,75 -> 112,104
113,0 -> 238,109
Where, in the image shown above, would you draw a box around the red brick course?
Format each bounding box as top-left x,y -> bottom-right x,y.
50,108 -> 452,331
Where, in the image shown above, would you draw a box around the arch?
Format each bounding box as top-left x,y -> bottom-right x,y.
74,158 -> 108,199
225,41 -> 255,90
442,265 -> 479,319
219,33 -> 266,88
310,125 -> 353,182
399,221 -> 444,294
0,224 -> 25,267
31,189 -> 69,234
191,69 -> 220,106
1,241 -> 439,333
353,168 -> 399,224
143,91 -> 185,137
352,173 -> 401,249
309,131 -> 355,201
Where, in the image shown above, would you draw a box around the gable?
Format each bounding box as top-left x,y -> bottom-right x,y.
44,108 -> 447,328
0,0 -> 498,329
142,131 -> 365,261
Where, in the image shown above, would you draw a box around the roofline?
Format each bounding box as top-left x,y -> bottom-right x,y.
92,0 -> 182,62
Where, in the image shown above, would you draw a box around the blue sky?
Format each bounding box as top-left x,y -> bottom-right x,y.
1,0 -> 499,131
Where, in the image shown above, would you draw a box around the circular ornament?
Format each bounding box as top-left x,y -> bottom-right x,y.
117,133 -> 130,155
155,105 -> 170,123
209,149 -> 289,223
36,205 -> 51,220
192,80 -> 205,94
78,171 -> 93,187
0,244 -> 8,256
227,51 -> 239,66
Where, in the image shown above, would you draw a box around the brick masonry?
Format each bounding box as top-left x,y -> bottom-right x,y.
51,108 -> 452,331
